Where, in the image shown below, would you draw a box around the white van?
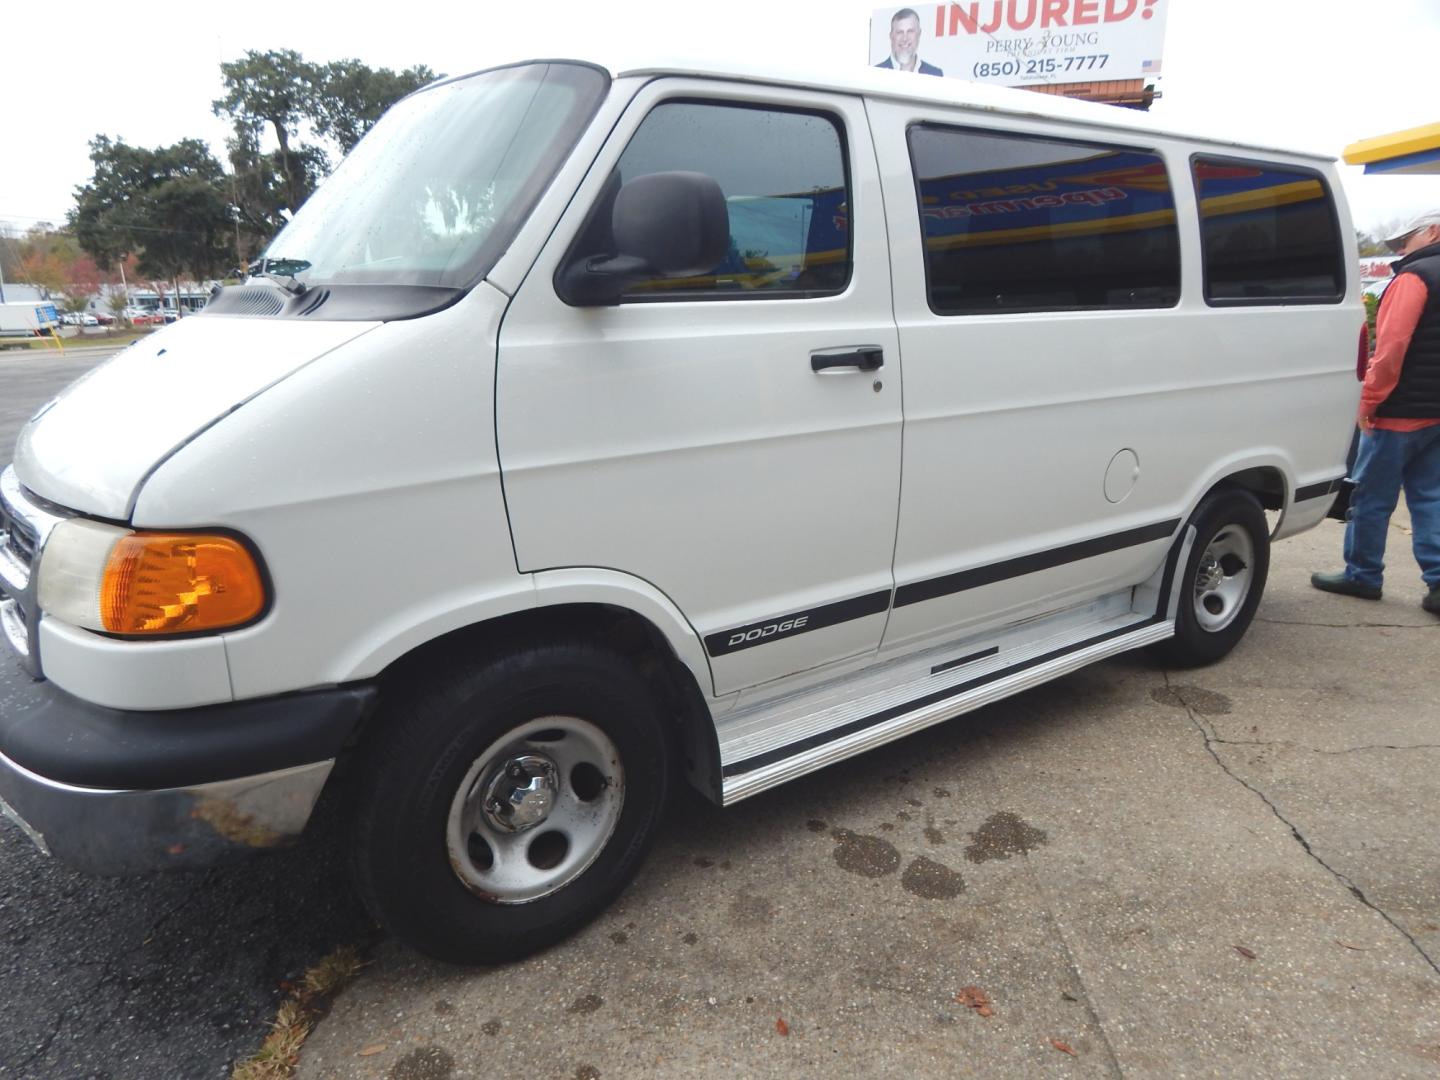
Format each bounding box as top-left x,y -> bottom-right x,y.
0,59 -> 1361,962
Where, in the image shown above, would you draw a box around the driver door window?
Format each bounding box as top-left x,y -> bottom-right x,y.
568,101 -> 853,300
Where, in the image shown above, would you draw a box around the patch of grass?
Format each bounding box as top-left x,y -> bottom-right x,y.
231,944 -> 367,1080
234,1001 -> 311,1080
3,329 -> 156,352
300,944 -> 365,997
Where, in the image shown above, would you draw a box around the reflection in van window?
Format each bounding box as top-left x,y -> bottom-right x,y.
604,102 -> 851,297
907,126 -> 1180,316
1192,158 -> 1343,304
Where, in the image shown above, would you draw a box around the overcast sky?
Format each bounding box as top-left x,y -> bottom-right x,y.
1,0 -> 1437,238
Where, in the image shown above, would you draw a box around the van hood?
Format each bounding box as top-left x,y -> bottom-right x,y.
13,315 -> 378,520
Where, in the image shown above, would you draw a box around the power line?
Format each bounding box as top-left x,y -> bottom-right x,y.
1,214 -> 236,238
0,211 -> 71,225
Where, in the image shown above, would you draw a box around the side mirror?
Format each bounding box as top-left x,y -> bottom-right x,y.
558,171 -> 729,306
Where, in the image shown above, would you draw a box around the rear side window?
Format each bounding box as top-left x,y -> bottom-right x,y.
590,101 -> 851,300
907,125 -> 1180,316
1192,157 -> 1343,304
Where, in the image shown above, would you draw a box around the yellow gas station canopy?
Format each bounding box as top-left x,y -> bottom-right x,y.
1343,122 -> 1440,175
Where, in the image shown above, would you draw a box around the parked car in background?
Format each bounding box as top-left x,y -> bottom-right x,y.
93,312 -> 115,327
123,308 -> 163,326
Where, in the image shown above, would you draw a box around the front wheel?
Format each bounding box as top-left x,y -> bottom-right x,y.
350,640 -> 670,964
1150,488 -> 1270,668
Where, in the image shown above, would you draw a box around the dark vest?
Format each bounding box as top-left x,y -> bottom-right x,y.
1375,241 -> 1440,419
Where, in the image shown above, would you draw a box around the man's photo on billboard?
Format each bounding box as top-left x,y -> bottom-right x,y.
876,8 -> 944,76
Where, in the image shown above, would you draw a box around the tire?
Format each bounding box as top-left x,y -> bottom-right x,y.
1149,488 -> 1270,668
350,639 -> 670,964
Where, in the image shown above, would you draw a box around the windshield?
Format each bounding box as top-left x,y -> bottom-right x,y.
260,62 -> 607,290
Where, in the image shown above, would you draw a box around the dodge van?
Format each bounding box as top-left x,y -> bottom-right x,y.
0,58 -> 1361,963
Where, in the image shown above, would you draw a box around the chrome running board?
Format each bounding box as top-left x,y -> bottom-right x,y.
720,612 -> 1170,804
717,525 -> 1193,805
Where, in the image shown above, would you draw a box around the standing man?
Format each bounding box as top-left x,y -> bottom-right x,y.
876,8 -> 945,76
1312,210 -> 1440,616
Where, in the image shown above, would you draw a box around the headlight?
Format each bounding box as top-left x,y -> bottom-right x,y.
38,520 -> 267,636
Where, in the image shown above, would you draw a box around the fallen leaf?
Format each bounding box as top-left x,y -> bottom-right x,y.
1234,945 -> 1257,960
955,985 -> 993,1017
775,1017 -> 790,1037
358,1044 -> 387,1057
1334,940 -> 1367,951
1060,992 -> 1079,1002
1050,1038 -> 1078,1057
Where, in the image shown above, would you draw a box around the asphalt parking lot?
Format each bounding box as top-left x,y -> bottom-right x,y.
3,347 -> 1438,1078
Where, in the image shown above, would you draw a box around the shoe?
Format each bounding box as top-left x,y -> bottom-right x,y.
1310,571 -> 1381,600
1423,589 -> 1440,616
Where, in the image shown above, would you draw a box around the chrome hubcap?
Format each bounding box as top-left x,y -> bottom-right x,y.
481,756 -> 559,833
447,717 -> 624,904
1197,557 -> 1225,593
1192,525 -> 1254,633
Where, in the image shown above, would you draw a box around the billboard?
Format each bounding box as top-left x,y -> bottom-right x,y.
869,1 -> 1169,87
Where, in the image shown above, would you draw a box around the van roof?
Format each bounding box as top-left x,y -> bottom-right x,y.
500,56 -> 1335,166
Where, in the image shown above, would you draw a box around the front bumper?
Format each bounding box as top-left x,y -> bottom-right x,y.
0,656 -> 375,874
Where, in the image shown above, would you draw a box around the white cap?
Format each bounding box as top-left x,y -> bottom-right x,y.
1385,210 -> 1440,252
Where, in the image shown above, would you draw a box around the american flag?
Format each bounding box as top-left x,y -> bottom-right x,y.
1142,59 -> 1162,73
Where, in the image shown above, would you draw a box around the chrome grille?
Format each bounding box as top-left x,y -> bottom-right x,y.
0,465 -> 67,677
0,598 -> 28,658
4,504 -> 38,566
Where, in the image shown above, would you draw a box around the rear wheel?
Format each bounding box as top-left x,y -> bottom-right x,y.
1150,488 -> 1269,668
350,640 -> 670,964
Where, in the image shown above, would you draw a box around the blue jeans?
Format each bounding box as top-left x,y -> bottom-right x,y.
1343,424 -> 1440,590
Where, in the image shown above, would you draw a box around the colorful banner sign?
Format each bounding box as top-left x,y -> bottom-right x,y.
915,148 -> 1176,249
869,1 -> 1170,87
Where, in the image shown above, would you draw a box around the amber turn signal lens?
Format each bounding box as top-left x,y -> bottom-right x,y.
100,532 -> 265,635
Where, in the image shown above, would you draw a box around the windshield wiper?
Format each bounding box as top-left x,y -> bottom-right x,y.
247,256 -> 312,296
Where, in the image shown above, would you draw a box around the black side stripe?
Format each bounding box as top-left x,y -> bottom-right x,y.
930,646 -> 998,676
894,519 -> 1180,608
722,525 -> 1192,780
1293,477 -> 1346,503
705,590 -> 891,657
708,518 -> 1183,659
1155,517 -> 1188,618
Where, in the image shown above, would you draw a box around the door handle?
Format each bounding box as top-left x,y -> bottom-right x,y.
811,346 -> 884,373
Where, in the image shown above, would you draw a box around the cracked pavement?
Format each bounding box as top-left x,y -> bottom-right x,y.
1168,673 -> 1439,979
298,513 -> 1439,1079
